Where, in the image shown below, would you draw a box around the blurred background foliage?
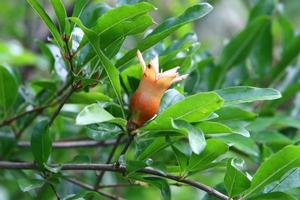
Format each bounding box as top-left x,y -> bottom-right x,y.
1,0 -> 300,200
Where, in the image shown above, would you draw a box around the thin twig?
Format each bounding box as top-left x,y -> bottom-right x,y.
94,135 -> 124,189
120,134 -> 135,156
14,81 -> 72,139
64,177 -> 124,200
0,102 -> 57,127
0,161 -> 229,200
17,139 -> 121,148
48,88 -> 75,126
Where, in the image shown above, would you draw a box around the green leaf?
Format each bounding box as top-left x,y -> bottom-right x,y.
144,177 -> 171,200
0,65 -> 18,112
172,120 -> 206,154
116,3 -> 213,67
224,158 -> 251,197
142,92 -> 223,131
216,86 -> 281,105
0,131 -> 16,159
188,139 -> 228,172
31,119 -> 52,169
244,145 -> 300,198
137,138 -> 168,160
79,2 -> 155,50
219,134 -> 259,157
195,121 -> 233,135
50,0 -> 67,33
158,89 -> 184,113
68,92 -> 112,104
248,192 -> 297,200
87,123 -> 123,140
214,107 -> 257,121
70,17 -> 125,117
214,16 -> 270,88
72,0 -> 89,17
263,168 -> 300,193
171,145 -> 188,174
269,34 -> 300,83
76,103 -> 126,126
17,178 -> 44,192
26,0 -> 64,48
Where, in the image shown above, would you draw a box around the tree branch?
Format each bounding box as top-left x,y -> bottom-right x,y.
94,134 -> 124,189
17,139 -> 121,148
0,161 -> 229,200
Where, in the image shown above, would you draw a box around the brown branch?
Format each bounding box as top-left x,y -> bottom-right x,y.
15,81 -> 73,139
0,102 -> 57,127
49,87 -> 75,126
94,135 -> 124,189
64,177 -> 123,200
17,139 -> 121,148
0,161 -> 229,200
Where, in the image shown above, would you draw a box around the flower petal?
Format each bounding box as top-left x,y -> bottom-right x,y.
137,50 -> 146,73
171,74 -> 188,84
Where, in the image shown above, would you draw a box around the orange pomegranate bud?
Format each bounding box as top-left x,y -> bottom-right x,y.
128,50 -> 188,129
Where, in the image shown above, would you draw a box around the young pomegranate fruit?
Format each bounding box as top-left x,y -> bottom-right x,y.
128,50 -> 188,130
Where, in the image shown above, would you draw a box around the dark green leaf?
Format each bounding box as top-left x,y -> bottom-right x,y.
72,0 -> 89,17
31,119 -> 52,168
214,16 -> 270,88
27,0 -> 64,48
0,65 -> 18,111
50,0 -> 67,33
0,131 -> 16,159
269,34 -> 300,83
116,3 -> 213,67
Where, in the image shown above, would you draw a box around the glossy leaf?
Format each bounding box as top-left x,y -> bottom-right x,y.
188,139 -> 228,172
216,86 -> 281,105
76,103 -> 126,126
248,192 -> 297,200
144,177 -> 171,200
224,158 -> 251,197
244,145 -> 300,198
142,92 -> 223,131
172,120 -> 206,154
116,3 -> 213,67
68,92 -> 112,104
195,121 -> 233,135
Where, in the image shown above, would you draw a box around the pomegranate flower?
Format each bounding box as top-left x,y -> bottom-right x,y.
128,50 -> 188,129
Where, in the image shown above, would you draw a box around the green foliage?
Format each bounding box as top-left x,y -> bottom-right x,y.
1,0 -> 300,199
